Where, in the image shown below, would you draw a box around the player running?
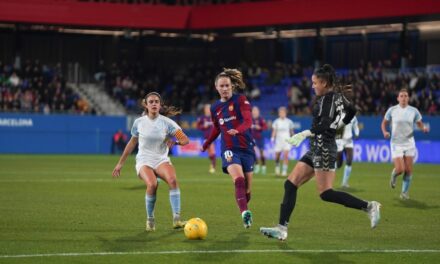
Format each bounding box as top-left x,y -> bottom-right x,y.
336,116 -> 360,188
381,88 -> 429,200
201,68 -> 255,228
260,64 -> 381,241
197,104 -> 217,173
251,106 -> 268,174
112,92 -> 189,231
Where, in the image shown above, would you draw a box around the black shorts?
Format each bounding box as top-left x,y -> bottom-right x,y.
299,136 -> 337,171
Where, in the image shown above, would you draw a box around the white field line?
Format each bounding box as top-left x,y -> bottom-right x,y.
1,249 -> 440,258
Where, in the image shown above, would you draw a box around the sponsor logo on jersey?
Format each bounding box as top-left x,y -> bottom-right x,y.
219,116 -> 236,126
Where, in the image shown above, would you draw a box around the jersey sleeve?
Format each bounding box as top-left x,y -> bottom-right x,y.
196,117 -> 203,130
131,118 -> 140,137
272,119 -> 278,130
384,107 -> 393,121
261,118 -> 268,130
414,107 -> 422,122
289,119 -> 294,130
235,95 -> 253,134
165,117 -> 182,136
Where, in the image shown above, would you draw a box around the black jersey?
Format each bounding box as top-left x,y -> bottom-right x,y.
310,91 -> 356,142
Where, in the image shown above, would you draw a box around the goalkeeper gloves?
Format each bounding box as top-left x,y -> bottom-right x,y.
286,130 -> 313,147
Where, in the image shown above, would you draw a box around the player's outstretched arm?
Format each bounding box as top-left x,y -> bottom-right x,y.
112,136 -> 138,178
286,130 -> 313,147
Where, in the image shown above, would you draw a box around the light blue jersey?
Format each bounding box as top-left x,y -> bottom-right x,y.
131,114 -> 180,160
384,105 -> 422,146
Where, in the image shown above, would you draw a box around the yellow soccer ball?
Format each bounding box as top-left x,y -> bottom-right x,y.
184,218 -> 208,240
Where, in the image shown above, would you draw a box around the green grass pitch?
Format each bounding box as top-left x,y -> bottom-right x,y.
0,155 -> 439,263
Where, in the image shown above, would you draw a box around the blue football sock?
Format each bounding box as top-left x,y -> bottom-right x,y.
169,188 -> 181,217
282,164 -> 288,174
402,173 -> 412,193
145,194 -> 156,218
342,165 -> 352,185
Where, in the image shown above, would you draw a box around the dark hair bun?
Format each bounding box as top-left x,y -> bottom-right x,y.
321,64 -> 335,73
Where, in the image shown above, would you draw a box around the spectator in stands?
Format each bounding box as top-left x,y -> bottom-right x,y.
112,129 -> 128,154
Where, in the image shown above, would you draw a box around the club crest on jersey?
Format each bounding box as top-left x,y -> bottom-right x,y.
229,104 -> 234,111
224,150 -> 233,162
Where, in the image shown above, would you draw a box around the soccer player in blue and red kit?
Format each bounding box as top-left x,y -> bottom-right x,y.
201,68 -> 255,228
197,104 -> 217,173
251,106 -> 268,174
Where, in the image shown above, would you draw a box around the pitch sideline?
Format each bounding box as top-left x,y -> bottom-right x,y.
1,249 -> 440,258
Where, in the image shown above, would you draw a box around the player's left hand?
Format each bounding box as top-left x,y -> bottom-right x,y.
166,139 -> 176,148
227,129 -> 239,136
423,126 -> 430,133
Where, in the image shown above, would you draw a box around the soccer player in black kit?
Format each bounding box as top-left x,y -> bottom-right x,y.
260,64 -> 381,241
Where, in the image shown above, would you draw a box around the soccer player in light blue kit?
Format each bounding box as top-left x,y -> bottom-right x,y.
381,88 -> 429,200
112,92 -> 189,231
336,116 -> 360,188
271,107 -> 295,176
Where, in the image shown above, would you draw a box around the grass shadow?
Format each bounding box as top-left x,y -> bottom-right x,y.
98,229 -> 176,252
335,187 -> 364,194
121,185 -> 145,191
394,198 -> 440,210
185,231 -> 251,262
295,252 -> 356,264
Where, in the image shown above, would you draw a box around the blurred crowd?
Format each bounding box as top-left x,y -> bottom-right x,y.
0,60 -> 93,114
2,57 -> 438,116
100,59 -> 440,116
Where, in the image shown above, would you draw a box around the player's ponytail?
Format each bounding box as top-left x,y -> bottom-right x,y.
142,92 -> 182,117
215,68 -> 246,92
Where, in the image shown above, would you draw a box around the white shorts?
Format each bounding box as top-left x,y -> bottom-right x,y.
274,139 -> 291,152
390,143 -> 416,159
336,138 -> 354,152
135,156 -> 171,176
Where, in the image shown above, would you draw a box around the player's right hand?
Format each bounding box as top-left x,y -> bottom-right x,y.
383,132 -> 390,139
286,133 -> 305,147
112,164 -> 122,178
200,142 -> 207,152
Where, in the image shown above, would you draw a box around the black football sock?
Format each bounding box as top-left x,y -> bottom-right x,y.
320,189 -> 368,210
279,180 -> 298,226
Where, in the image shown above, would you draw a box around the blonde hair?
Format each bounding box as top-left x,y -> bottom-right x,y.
142,92 -> 181,117
215,68 -> 246,91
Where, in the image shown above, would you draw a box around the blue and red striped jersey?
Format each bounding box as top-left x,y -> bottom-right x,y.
251,117 -> 267,140
196,115 -> 214,139
203,94 -> 254,152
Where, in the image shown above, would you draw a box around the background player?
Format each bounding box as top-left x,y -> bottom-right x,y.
197,104 -> 216,173
271,106 -> 295,176
336,116 -> 360,188
381,88 -> 429,200
251,106 -> 268,174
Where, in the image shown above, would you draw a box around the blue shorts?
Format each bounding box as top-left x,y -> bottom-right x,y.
221,148 -> 256,174
254,138 -> 264,149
